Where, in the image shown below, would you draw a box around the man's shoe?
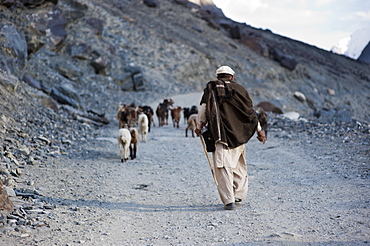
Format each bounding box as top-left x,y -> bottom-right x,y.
224,202 -> 236,210
235,198 -> 242,203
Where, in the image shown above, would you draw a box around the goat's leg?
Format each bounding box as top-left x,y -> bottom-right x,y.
119,145 -> 124,162
124,146 -> 129,161
130,145 -> 133,160
133,144 -> 137,159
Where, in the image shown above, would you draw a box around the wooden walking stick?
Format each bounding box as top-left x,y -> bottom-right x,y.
199,135 -> 218,186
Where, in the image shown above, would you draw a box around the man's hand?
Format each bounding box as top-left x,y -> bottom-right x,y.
257,130 -> 266,144
195,128 -> 202,137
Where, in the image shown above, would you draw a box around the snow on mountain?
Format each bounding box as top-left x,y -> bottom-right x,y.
332,27 -> 370,59
331,36 -> 351,55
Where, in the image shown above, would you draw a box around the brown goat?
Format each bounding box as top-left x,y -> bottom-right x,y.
129,127 -> 138,160
170,106 -> 182,128
185,114 -> 197,137
156,99 -> 172,126
117,104 -> 137,128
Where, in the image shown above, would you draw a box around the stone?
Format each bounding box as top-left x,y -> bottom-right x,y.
143,0 -> 158,8
283,112 -> 300,121
0,24 -> 28,75
0,181 -> 14,213
256,101 -> 283,114
326,88 -> 335,96
293,91 -> 306,102
50,83 -> 82,109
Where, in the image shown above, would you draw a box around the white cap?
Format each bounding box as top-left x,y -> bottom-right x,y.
216,66 -> 235,76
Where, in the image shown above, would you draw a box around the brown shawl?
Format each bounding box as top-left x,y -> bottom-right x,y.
200,79 -> 258,148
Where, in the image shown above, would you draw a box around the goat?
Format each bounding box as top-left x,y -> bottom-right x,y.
129,127 -> 138,159
118,128 -> 132,162
138,105 -> 154,132
156,99 -> 172,126
185,114 -> 198,137
170,106 -> 182,128
117,105 -> 128,129
137,113 -> 149,142
183,105 -> 198,124
183,107 -> 190,124
256,107 -> 268,138
117,104 -> 138,128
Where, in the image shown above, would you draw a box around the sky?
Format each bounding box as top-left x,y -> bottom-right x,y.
212,0 -> 370,51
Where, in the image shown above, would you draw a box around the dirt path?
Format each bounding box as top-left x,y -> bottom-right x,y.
2,94 -> 369,246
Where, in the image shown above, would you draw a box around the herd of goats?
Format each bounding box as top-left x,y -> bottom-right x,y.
116,98 -> 273,163
116,99 -> 199,162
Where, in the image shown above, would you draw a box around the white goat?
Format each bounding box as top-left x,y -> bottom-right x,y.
118,128 -> 132,162
138,113 -> 149,142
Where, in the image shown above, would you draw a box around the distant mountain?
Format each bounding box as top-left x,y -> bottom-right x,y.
331,27 -> 370,60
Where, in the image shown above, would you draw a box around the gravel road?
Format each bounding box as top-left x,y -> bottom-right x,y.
2,93 -> 369,246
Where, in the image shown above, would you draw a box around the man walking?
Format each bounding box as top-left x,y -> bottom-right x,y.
195,66 -> 266,210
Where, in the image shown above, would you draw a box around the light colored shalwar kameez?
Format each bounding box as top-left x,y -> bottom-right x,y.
197,103 -> 260,205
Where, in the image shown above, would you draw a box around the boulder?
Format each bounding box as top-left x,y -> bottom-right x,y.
0,0 -> 16,7
0,181 -> 14,225
143,0 -> 158,8
283,112 -> 300,121
293,91 -> 306,102
256,101 -> 283,114
23,74 -> 43,91
279,56 -> 298,71
91,56 -> 110,75
24,7 -> 68,53
50,83 -> 82,109
269,46 -> 298,70
0,24 -> 28,75
115,66 -> 145,91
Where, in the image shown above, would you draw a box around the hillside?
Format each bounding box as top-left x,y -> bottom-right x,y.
0,0 -> 369,123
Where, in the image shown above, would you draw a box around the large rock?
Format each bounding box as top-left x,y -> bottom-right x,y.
24,6 -> 68,53
0,181 -> 14,225
91,56 -> 110,75
269,46 -> 298,70
115,66 -> 145,91
143,0 -> 158,8
50,82 -> 82,109
0,24 -> 28,75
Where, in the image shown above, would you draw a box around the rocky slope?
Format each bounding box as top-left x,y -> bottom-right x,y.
1,0 -> 369,123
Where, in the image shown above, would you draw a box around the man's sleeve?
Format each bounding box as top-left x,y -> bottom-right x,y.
257,121 -> 262,132
196,103 -> 207,129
